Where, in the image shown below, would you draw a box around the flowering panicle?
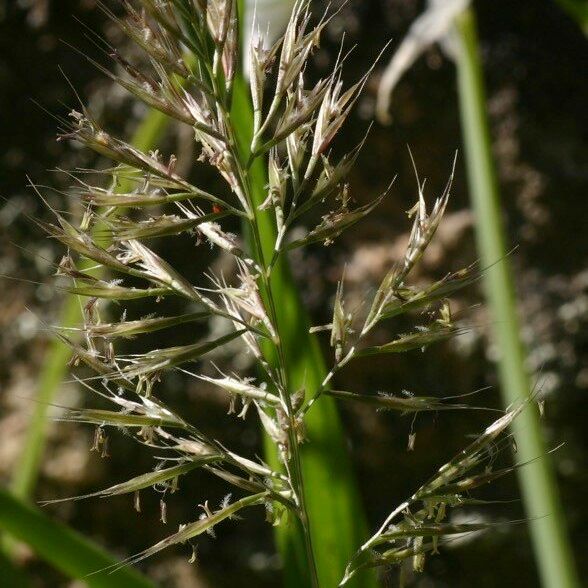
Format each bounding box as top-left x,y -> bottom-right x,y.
38,1 -> 528,584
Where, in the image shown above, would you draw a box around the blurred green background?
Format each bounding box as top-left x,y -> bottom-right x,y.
0,1 -> 586,586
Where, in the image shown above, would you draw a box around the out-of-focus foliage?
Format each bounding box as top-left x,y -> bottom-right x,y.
555,0 -> 588,33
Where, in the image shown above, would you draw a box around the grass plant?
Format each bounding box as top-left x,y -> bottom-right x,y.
17,2 -> 538,586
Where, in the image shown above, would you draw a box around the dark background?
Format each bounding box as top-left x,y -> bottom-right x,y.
1,1 -> 586,586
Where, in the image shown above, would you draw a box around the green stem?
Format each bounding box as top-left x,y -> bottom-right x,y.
248,219 -> 321,588
227,79 -> 321,586
10,110 -> 169,501
454,9 -> 579,588
231,49 -> 374,588
226,111 -> 321,583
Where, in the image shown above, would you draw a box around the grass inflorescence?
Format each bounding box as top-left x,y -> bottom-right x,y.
34,1 -> 536,585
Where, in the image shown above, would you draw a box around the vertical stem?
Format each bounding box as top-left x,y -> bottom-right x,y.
232,5 -> 374,586
231,64 -> 374,588
454,9 -> 579,588
247,219 -> 321,588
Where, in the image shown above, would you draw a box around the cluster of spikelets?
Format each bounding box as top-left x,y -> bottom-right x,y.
37,0 -> 530,583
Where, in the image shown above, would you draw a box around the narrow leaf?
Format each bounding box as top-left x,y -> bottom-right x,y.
64,283 -> 170,300
109,211 -> 229,240
110,492 -> 268,569
357,324 -> 462,356
80,187 -> 229,210
84,312 -> 210,339
119,329 -> 247,379
326,389 -> 471,413
57,408 -> 185,429
0,489 -> 155,588
41,459 -> 220,505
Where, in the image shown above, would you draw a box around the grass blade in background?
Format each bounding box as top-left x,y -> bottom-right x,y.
0,489 -> 155,588
454,8 -> 580,588
10,110 -> 169,501
0,548 -> 31,588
